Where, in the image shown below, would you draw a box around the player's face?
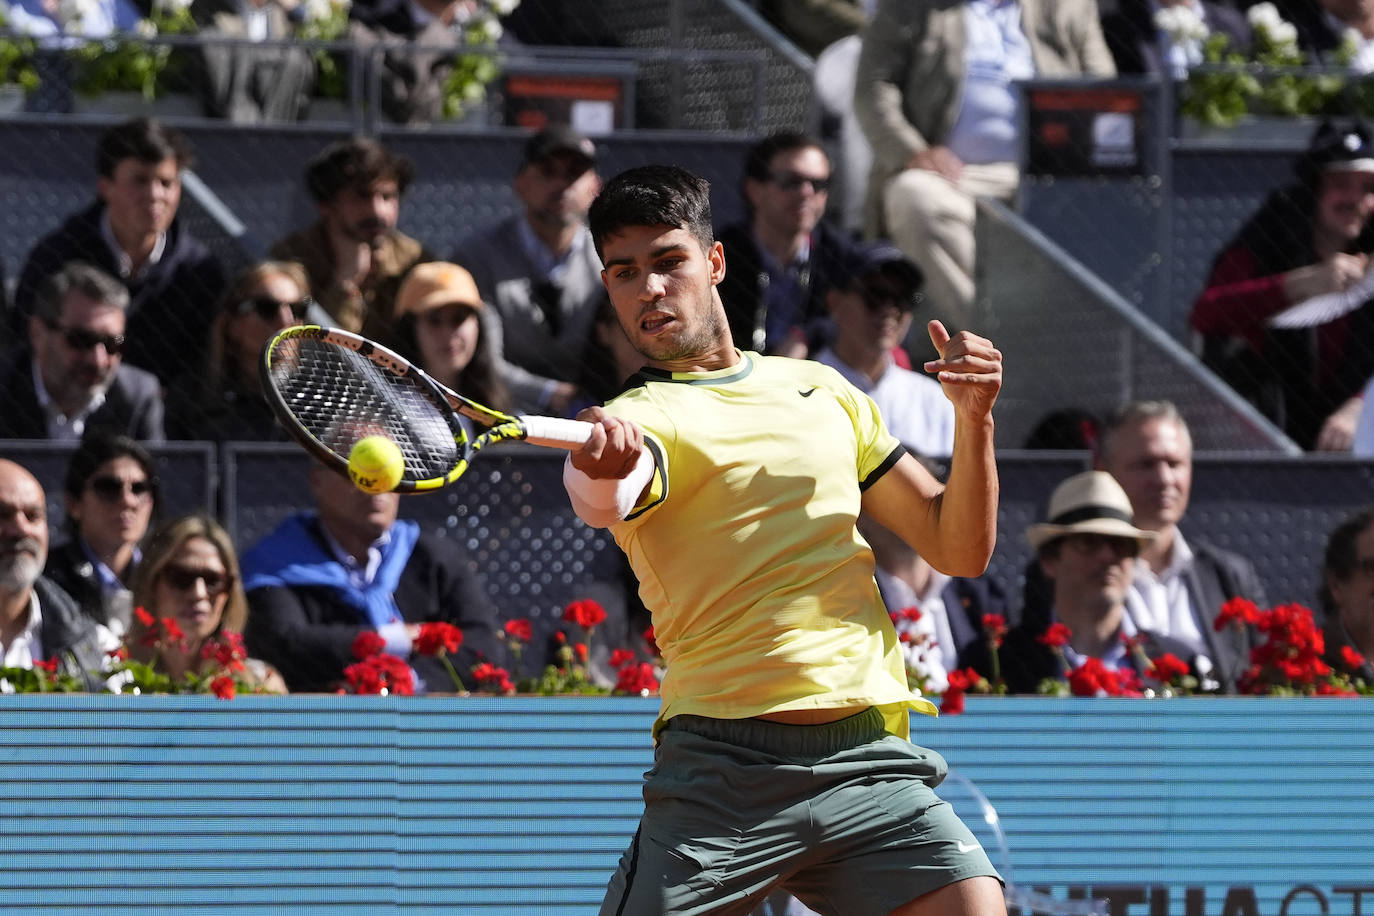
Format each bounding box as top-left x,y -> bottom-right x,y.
1104,418 -> 1191,532
68,456 -> 154,561
324,179 -> 401,245
600,223 -> 729,368
1316,169 -> 1374,241
1327,522 -> 1374,637
416,304 -> 481,381
154,536 -> 231,645
32,292 -> 125,407
514,153 -> 600,232
98,156 -> 181,240
745,146 -> 830,239
1042,533 -> 1138,614
0,463 -> 47,594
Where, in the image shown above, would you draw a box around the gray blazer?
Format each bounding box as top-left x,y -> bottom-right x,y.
853,0 -> 1116,235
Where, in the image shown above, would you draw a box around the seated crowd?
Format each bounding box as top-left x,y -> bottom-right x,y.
0,113 -> 1368,698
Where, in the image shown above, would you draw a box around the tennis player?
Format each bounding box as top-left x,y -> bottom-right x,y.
564,164 -> 1005,916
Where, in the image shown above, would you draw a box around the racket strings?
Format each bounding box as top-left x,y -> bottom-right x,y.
269,336 -> 464,480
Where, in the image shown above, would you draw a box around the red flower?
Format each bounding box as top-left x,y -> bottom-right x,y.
643,626 -> 658,656
1215,597 -> 1261,631
160,617 -> 185,643
947,667 -> 981,691
345,653 -> 414,695
563,599 -> 607,630
134,606 -> 154,628
1066,657 -> 1140,697
351,631 -> 386,661
1340,645 -> 1367,671
1150,653 -> 1190,682
1037,623 -> 1073,648
614,662 -> 660,696
344,660 -> 385,694
472,662 -> 515,694
201,633 -> 248,672
504,619 -> 533,642
210,675 -> 236,700
574,642 -> 589,663
981,614 -> 1007,649
940,686 -> 966,715
414,622 -> 463,657
609,649 -> 636,668
34,657 -> 58,674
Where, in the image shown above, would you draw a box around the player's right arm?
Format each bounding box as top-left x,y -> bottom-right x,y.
563,406 -> 656,528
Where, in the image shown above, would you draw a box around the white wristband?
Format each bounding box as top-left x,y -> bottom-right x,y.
563,449 -> 655,528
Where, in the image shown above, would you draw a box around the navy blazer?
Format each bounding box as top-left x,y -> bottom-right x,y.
0,345 -> 165,442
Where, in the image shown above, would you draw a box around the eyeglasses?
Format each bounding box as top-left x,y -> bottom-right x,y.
769,171 -> 831,193
236,296 -> 309,321
1063,533 -> 1140,558
45,321 -> 125,355
87,475 -> 154,503
160,564 -> 232,596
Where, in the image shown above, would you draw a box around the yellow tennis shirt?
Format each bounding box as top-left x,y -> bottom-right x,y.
602,351 -> 938,739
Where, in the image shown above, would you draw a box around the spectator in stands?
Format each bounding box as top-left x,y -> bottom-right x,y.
126,514 -> 287,692
759,0 -> 867,58
12,118 -> 227,387
188,0 -> 317,123
451,125 -> 604,415
346,0 -> 464,125
1022,401 -> 1264,689
0,459 -> 111,690
814,241 -> 955,458
392,260 -> 512,412
854,0 -> 1115,337
1320,506 -> 1374,681
1101,0 -> 1251,78
1022,407 -> 1100,450
3,0 -> 141,44
715,131 -> 860,357
166,260 -> 309,441
43,434 -> 157,640
994,470 -> 1202,693
270,138 -> 431,346
571,293 -> 644,413
239,462 -> 501,693
1192,117 -> 1374,450
1282,0 -> 1374,69
0,261 -> 164,442
857,507 -> 1008,695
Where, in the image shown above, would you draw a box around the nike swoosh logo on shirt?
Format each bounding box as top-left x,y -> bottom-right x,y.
798,388 -> 817,397
956,841 -> 980,854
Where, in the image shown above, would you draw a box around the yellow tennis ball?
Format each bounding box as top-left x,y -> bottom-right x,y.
347,435 -> 405,494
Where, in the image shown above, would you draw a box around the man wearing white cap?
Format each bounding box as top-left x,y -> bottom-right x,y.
993,470 -> 1202,693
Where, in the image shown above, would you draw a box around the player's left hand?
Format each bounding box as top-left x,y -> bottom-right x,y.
923,320 -> 1002,420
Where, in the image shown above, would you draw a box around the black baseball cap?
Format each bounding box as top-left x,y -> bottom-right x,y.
1296,119 -> 1374,185
521,125 -> 597,173
834,241 -> 924,307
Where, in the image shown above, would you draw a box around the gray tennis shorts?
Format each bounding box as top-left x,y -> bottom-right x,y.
598,707 -> 1002,916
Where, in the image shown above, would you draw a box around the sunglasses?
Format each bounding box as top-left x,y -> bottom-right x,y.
87,475 -> 154,502
855,282 -> 914,313
45,321 -> 125,354
769,171 -> 831,193
236,296 -> 309,321
1063,532 -> 1140,558
160,564 -> 232,596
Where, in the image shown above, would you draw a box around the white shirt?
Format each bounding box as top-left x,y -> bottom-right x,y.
101,208 -> 166,281
1124,530 -> 1208,659
31,359 -> 107,442
319,524 -> 411,656
814,347 -> 956,458
876,567 -> 954,694
948,0 -> 1036,165
1057,608 -> 1138,672
1,592 -> 45,676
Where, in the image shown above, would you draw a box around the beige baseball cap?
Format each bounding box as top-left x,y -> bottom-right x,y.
395,262 -> 483,317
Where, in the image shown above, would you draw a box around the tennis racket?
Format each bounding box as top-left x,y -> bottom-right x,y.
260,324 -> 593,493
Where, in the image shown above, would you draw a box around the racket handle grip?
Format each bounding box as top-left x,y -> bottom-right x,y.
520,415 -> 596,450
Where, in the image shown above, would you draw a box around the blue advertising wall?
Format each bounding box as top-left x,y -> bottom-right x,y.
0,696 -> 1370,914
